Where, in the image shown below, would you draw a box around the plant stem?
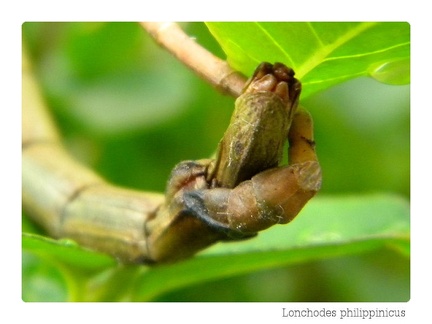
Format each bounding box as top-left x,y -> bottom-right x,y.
140,22 -> 246,97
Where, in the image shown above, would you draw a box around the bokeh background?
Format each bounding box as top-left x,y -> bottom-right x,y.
22,22 -> 409,301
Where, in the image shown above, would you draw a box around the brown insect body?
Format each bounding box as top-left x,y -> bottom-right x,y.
209,62 -> 301,188
180,106 -> 321,239
212,92 -> 290,188
23,55 -> 321,264
146,63 -> 321,263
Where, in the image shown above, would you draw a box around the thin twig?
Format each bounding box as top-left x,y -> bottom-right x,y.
141,22 -> 246,97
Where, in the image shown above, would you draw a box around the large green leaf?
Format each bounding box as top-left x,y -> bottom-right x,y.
131,194 -> 409,300
206,22 -> 410,98
23,194 -> 408,301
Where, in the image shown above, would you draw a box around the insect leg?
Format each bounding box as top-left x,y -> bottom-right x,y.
180,108 -> 322,237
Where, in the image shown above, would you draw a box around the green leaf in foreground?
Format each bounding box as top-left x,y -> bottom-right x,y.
22,233 -> 115,271
206,22 -> 410,98
131,194 -> 409,301
22,194 -> 409,301
22,234 -> 116,301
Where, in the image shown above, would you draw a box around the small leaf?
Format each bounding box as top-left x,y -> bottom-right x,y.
206,22 -> 410,98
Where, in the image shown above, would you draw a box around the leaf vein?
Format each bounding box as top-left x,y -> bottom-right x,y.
297,22 -> 378,78
254,22 -> 294,66
306,22 -> 326,49
323,41 -> 410,62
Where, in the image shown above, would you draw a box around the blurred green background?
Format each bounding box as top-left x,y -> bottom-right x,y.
22,22 -> 409,301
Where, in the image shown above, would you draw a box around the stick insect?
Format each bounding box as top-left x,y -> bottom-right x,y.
22,28 -> 321,265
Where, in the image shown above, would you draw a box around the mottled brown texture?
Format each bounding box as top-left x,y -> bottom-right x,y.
208,62 -> 302,188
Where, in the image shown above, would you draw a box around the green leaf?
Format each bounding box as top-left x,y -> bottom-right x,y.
131,194 -> 409,301
206,22 -> 410,98
22,194 -> 408,301
368,57 -> 410,85
22,252 -> 69,302
22,233 -> 115,270
22,233 -> 118,301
